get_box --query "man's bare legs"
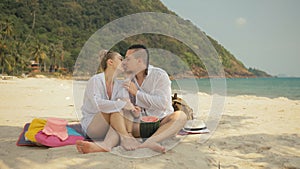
[133,111,187,152]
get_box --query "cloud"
[235,17,247,26]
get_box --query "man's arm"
[136,72,172,111]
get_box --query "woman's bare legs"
[76,111,141,153]
[76,126,119,153]
[110,112,141,151]
[123,110,134,134]
[76,113,120,153]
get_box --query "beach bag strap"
[172,93,194,120]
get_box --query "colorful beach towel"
[35,128,84,147]
[25,118,47,143]
[17,122,85,147]
[17,121,208,146]
[16,123,38,146]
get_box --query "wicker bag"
[172,93,194,120]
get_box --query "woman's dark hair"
[127,44,149,75]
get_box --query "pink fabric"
[35,131,84,147]
[42,118,68,141]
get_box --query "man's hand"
[123,81,138,96]
[119,98,135,110]
[131,106,141,118]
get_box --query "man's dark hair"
[127,44,149,76]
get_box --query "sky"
[161,0,300,77]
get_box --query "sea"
[72,77,299,119]
[171,77,300,100]
[73,77,300,103]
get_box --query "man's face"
[123,49,139,73]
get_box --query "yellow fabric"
[25,118,47,142]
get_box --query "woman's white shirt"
[80,73,127,133]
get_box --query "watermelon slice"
[141,116,159,123]
[140,116,160,140]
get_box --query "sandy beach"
[0,77,299,169]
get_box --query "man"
[123,44,187,153]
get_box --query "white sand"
[0,77,299,169]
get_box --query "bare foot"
[138,141,166,153]
[76,140,110,154]
[120,135,141,151]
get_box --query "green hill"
[0,0,270,78]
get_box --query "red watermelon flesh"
[141,116,159,123]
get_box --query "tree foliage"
[0,0,269,77]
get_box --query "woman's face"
[111,54,123,70]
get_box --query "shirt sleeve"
[135,72,171,112]
[93,97,126,113]
[87,76,127,114]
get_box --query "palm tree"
[0,46,11,75]
[0,41,14,75]
[48,42,65,72]
[49,43,58,72]
[0,20,13,75]
[31,42,48,72]
[2,20,13,40]
[40,49,48,72]
[0,42,5,75]
[13,42,29,75]
[57,42,64,69]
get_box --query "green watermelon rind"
[140,116,160,139]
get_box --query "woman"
[76,50,140,154]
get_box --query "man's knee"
[175,110,187,123]
[168,110,187,124]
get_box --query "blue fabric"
[67,127,82,136]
